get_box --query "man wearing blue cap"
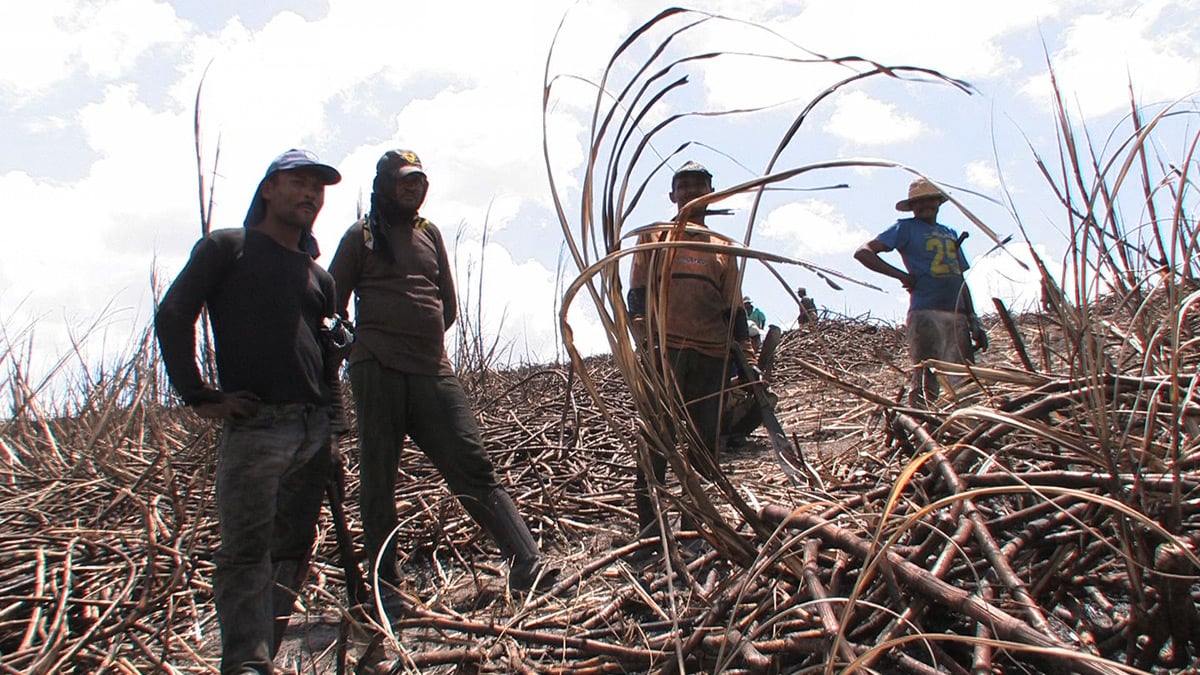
[156,149,344,674]
[329,149,553,594]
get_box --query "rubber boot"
[463,489,556,592]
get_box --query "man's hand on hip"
[193,391,261,421]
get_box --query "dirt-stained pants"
[634,347,726,534]
[214,403,331,675]
[906,309,974,406]
[349,360,501,585]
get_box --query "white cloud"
[449,239,606,365]
[965,160,1001,191]
[0,1,77,98]
[758,199,871,258]
[969,241,1051,313]
[74,0,189,80]
[179,13,351,168]
[823,91,925,145]
[169,0,633,240]
[0,0,188,100]
[0,81,201,380]
[1021,0,1200,116]
[651,1,1052,113]
[770,1,1054,79]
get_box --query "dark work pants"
[348,360,501,583]
[213,403,330,675]
[634,347,726,533]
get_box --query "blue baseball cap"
[243,149,341,226]
[243,149,341,257]
[267,148,341,184]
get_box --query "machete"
[326,451,369,608]
[730,343,825,490]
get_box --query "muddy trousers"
[349,360,508,584]
[213,404,331,675]
[634,348,725,535]
[906,309,975,406]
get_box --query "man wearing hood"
[328,149,551,594]
[156,149,343,674]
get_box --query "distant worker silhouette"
[796,287,818,324]
[743,296,766,350]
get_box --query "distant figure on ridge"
[743,296,766,350]
[796,287,819,324]
[853,178,988,405]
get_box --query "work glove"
[738,340,762,379]
[740,339,758,364]
[970,319,989,353]
[630,316,649,349]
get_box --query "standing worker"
[328,149,552,594]
[796,287,819,324]
[627,160,756,539]
[742,296,766,350]
[854,178,988,405]
[156,149,345,674]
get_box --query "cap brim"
[394,166,426,178]
[308,164,342,185]
[273,163,342,185]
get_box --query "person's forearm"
[958,284,978,317]
[855,249,907,282]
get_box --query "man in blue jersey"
[854,178,988,405]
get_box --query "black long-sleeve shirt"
[155,228,336,406]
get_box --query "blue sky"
[1,0,1197,386]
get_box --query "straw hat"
[895,178,948,211]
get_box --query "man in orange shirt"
[627,161,755,539]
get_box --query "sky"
[1,0,1197,396]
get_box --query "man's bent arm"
[854,239,913,289]
[155,238,225,405]
[327,224,362,321]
